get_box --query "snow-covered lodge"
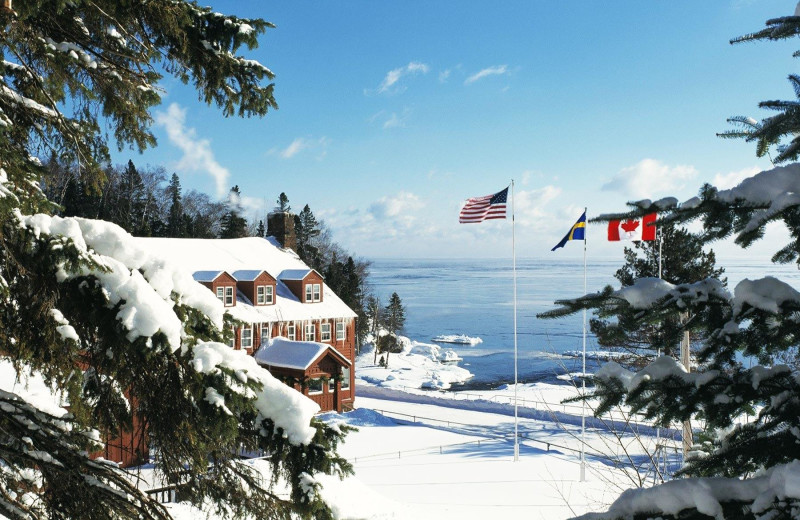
[135,217,358,413]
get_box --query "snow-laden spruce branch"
[590,163,800,264]
[14,210,327,443]
[2,209,352,519]
[541,159,800,519]
[0,2,354,519]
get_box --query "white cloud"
[155,103,230,197]
[281,138,308,159]
[277,136,329,160]
[465,65,509,85]
[383,113,403,129]
[319,192,435,255]
[514,185,562,226]
[370,109,410,129]
[712,166,760,190]
[601,158,698,199]
[368,191,424,219]
[377,62,430,93]
[439,69,452,83]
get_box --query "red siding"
[91,402,148,468]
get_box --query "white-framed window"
[256,285,273,305]
[305,323,315,342]
[223,286,234,307]
[307,378,323,395]
[288,323,295,341]
[304,283,321,303]
[216,287,224,303]
[320,323,331,342]
[226,328,235,349]
[261,323,271,343]
[241,325,252,349]
[341,367,350,390]
[336,321,346,341]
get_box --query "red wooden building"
[138,233,359,412]
[255,338,352,412]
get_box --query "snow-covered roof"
[133,237,357,323]
[279,269,314,281]
[254,337,351,370]
[192,270,227,283]
[232,269,268,282]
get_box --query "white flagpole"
[581,207,587,481]
[512,180,519,462]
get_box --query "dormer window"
[256,285,273,305]
[305,283,321,303]
[194,271,237,308]
[215,286,234,306]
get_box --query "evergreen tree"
[540,10,800,517]
[718,11,800,163]
[165,173,187,238]
[220,185,248,239]
[256,219,266,238]
[277,192,291,212]
[115,160,146,234]
[381,293,406,368]
[0,3,349,520]
[295,204,321,267]
[590,224,726,367]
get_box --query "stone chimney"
[267,211,297,251]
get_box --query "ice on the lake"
[562,350,630,361]
[431,334,483,345]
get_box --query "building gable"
[233,270,277,306]
[194,270,237,307]
[279,269,324,303]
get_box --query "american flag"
[459,187,508,223]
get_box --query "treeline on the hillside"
[41,157,371,349]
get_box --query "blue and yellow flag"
[551,211,586,251]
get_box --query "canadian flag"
[608,213,657,241]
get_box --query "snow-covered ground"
[1,336,678,520]
[306,336,681,519]
[312,391,675,519]
[356,334,473,390]
[163,334,677,519]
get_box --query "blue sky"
[124,0,797,260]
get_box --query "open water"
[367,257,800,388]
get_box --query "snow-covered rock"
[356,334,472,390]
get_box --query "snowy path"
[356,384,682,440]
